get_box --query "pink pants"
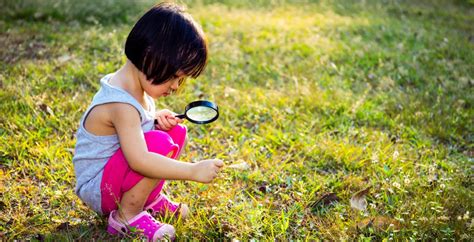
[100,125,187,215]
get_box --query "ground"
[0,0,473,240]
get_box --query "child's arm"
[110,103,223,183]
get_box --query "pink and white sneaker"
[145,194,189,219]
[107,210,175,241]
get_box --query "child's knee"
[143,130,179,157]
[169,124,187,138]
[144,130,173,145]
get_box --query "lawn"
[0,0,473,240]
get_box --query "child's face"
[140,71,186,99]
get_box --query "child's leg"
[166,124,187,158]
[118,177,160,221]
[101,126,187,216]
[144,124,187,206]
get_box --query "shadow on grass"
[0,0,153,25]
[34,222,110,241]
[0,33,52,65]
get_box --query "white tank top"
[72,73,155,214]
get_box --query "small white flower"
[371,153,379,163]
[440,184,446,189]
[393,182,401,189]
[393,150,399,160]
[464,211,470,220]
[404,178,411,185]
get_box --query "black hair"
[125,2,208,85]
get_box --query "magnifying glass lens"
[186,106,218,122]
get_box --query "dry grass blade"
[309,192,340,208]
[350,187,371,211]
[228,161,251,170]
[357,216,401,231]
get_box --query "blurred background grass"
[0,0,473,240]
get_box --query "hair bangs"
[179,41,208,79]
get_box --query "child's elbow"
[126,153,148,172]
[127,160,142,172]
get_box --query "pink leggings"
[100,125,187,215]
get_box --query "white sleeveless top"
[72,73,155,214]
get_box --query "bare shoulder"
[110,102,150,159]
[84,102,140,136]
[108,102,142,127]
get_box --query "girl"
[72,2,223,240]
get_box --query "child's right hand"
[191,159,224,183]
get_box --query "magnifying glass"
[155,100,219,125]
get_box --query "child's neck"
[110,60,149,110]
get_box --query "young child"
[72,2,223,240]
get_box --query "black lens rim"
[184,100,219,124]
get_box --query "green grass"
[1,0,473,240]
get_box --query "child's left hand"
[155,109,183,131]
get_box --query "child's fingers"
[157,115,171,130]
[166,115,179,125]
[163,115,181,129]
[175,117,184,123]
[156,115,182,131]
[214,159,224,168]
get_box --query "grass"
[1,0,473,240]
